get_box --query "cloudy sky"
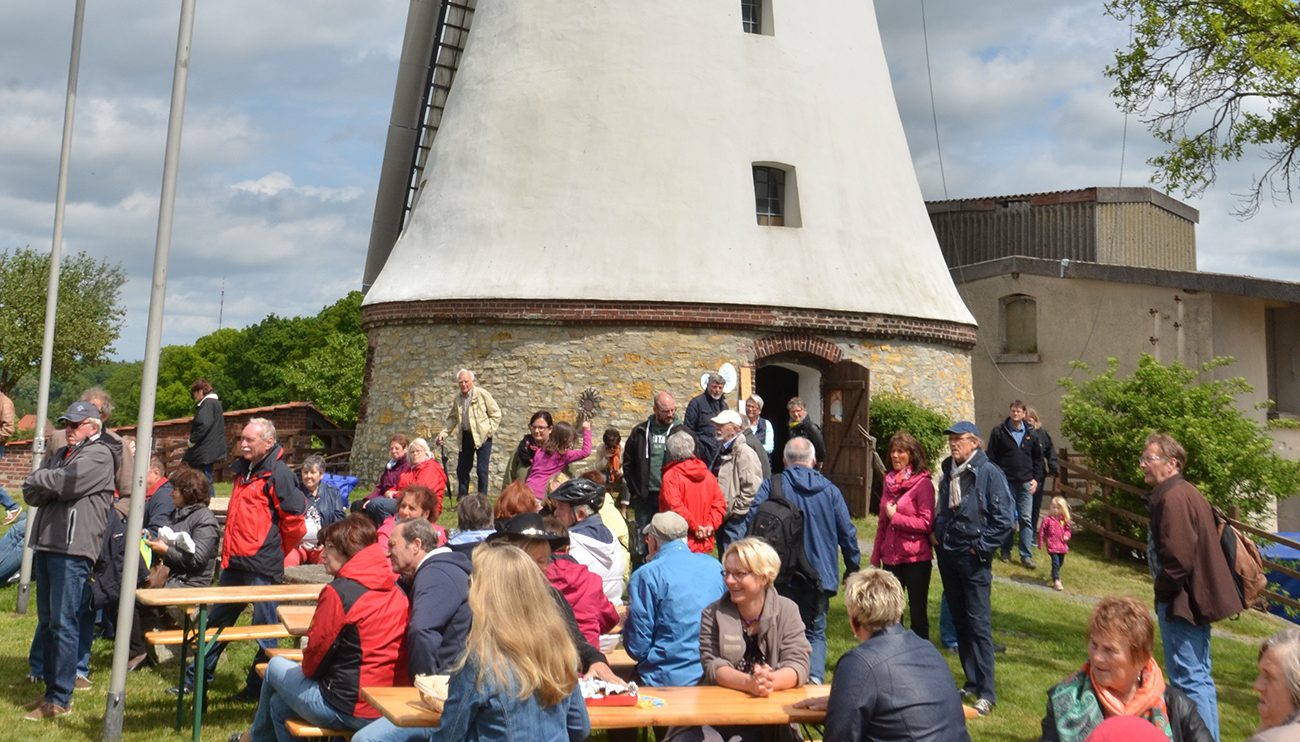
[3,1,1297,361]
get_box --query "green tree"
[1105,0,1300,215]
[284,331,366,426]
[868,393,950,471]
[0,247,126,393]
[1059,354,1300,518]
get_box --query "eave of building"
[951,256,1300,305]
[926,186,1200,224]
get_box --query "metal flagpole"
[103,0,197,737]
[17,0,88,617]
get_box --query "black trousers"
[884,560,932,641]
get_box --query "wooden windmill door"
[821,361,871,517]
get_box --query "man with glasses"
[623,391,680,568]
[21,401,121,721]
[1141,432,1241,742]
[933,421,1013,717]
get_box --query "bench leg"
[174,610,190,732]
[191,605,208,742]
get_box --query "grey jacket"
[700,586,810,686]
[25,433,122,561]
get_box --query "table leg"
[174,610,190,732]
[191,605,208,742]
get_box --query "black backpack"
[746,477,821,592]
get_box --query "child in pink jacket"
[526,421,592,499]
[1037,495,1072,591]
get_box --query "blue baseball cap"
[944,420,980,437]
[58,400,102,424]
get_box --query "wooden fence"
[1056,451,1300,616]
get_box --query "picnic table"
[137,583,328,742]
[361,684,827,730]
[278,604,315,636]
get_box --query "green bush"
[868,393,950,472]
[1059,354,1300,520]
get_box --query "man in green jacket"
[436,369,502,498]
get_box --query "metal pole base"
[15,581,30,615]
[103,690,125,741]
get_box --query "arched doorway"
[755,361,823,473]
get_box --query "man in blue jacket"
[933,420,1013,717]
[625,511,725,686]
[747,437,860,683]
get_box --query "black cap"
[486,512,569,550]
[547,478,605,509]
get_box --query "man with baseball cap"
[708,411,762,556]
[933,420,1013,717]
[22,401,121,720]
[625,511,725,687]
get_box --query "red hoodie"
[546,555,619,645]
[659,458,727,553]
[302,542,409,718]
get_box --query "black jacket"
[986,417,1043,485]
[158,502,220,588]
[184,394,227,467]
[405,549,473,679]
[1029,427,1058,483]
[623,415,680,506]
[684,392,727,463]
[789,418,827,466]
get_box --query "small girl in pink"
[1037,495,1073,591]
[525,420,592,499]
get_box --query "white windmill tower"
[357,0,976,511]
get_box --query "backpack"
[746,476,821,593]
[1211,506,1268,612]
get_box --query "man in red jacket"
[659,431,727,554]
[181,417,306,701]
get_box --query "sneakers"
[997,553,1011,563]
[127,654,149,672]
[1021,557,1037,570]
[1053,579,1064,591]
[972,698,995,716]
[24,702,71,721]
[74,675,92,691]
[4,508,20,526]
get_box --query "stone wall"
[353,323,973,491]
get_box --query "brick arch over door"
[752,333,843,367]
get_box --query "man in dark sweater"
[683,373,727,463]
[985,400,1043,569]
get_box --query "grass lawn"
[0,500,1282,740]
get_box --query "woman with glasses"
[666,537,810,742]
[504,411,555,487]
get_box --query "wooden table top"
[136,583,327,607]
[278,605,314,636]
[362,684,826,729]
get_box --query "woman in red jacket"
[869,431,935,641]
[395,438,448,519]
[232,514,409,742]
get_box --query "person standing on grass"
[870,431,935,640]
[1141,432,1243,742]
[435,369,502,498]
[1037,495,1072,592]
[986,400,1044,569]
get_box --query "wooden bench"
[265,647,304,661]
[286,718,353,739]
[145,624,291,646]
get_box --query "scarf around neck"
[1088,656,1172,738]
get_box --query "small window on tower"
[742,0,762,34]
[753,163,800,228]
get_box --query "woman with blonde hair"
[431,543,590,741]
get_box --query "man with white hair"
[684,372,728,463]
[659,430,727,555]
[435,368,502,498]
[22,401,121,721]
[710,410,763,556]
[625,511,725,687]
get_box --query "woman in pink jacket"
[869,431,935,640]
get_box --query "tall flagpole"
[103,0,197,738]
[17,0,88,616]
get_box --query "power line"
[920,0,949,198]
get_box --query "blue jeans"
[1050,553,1065,582]
[184,568,280,692]
[352,716,429,742]
[777,582,830,683]
[939,594,957,648]
[937,548,996,702]
[456,432,492,496]
[0,485,17,512]
[33,552,93,707]
[1001,481,1034,561]
[0,511,27,582]
[251,657,369,742]
[1157,603,1219,742]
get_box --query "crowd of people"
[1,374,1295,741]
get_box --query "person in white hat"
[709,410,763,557]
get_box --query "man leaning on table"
[181,417,306,701]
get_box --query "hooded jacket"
[567,513,627,603]
[406,547,473,678]
[623,415,680,505]
[303,542,410,719]
[546,554,619,646]
[221,443,306,579]
[986,416,1043,485]
[659,457,727,554]
[748,465,861,593]
[397,457,448,517]
[625,539,725,686]
[25,433,122,561]
[183,393,227,467]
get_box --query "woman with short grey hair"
[1250,627,1300,741]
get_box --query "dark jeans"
[776,581,831,683]
[1050,552,1065,582]
[937,548,996,703]
[184,568,279,693]
[714,514,748,559]
[456,431,492,496]
[33,552,93,707]
[630,496,659,569]
[1030,479,1045,535]
[884,560,932,641]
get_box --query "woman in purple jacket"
[869,431,935,640]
